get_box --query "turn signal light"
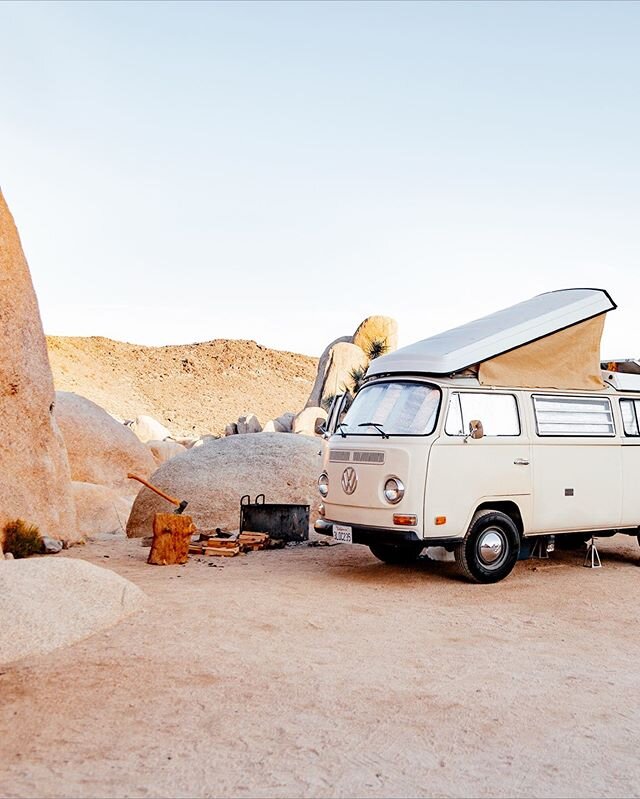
[393,514,417,526]
[435,516,447,526]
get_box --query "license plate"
[333,524,353,543]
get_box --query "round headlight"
[318,472,329,497]
[384,477,405,504]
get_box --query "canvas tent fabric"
[367,288,615,378]
[478,314,606,390]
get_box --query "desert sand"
[47,336,318,438]
[1,534,639,798]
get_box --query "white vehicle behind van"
[315,288,640,583]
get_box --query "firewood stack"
[189,531,271,558]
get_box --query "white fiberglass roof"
[367,288,616,377]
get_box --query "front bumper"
[314,518,458,547]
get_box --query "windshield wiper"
[357,422,389,439]
[337,422,349,438]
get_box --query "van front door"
[424,391,531,539]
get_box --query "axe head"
[174,500,189,515]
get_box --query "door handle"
[513,458,529,466]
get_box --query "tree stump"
[147,512,196,565]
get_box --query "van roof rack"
[602,360,640,391]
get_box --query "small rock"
[41,537,63,554]
[3,552,14,561]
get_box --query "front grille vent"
[329,450,351,462]
[353,451,385,464]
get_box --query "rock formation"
[129,414,171,443]
[305,335,353,408]
[305,317,399,410]
[352,315,398,357]
[55,391,156,497]
[0,558,145,665]
[72,482,132,537]
[126,432,324,536]
[0,190,79,542]
[293,406,327,437]
[147,439,187,466]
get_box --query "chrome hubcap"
[477,529,505,567]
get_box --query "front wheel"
[369,541,424,565]
[455,510,520,584]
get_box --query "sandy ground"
[1,534,640,799]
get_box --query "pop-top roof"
[367,288,616,377]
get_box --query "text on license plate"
[333,524,353,543]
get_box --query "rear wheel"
[369,541,424,565]
[455,510,520,584]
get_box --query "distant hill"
[47,336,318,438]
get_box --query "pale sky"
[1,0,639,357]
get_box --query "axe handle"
[127,473,183,507]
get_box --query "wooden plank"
[204,546,240,557]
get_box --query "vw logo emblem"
[341,467,358,495]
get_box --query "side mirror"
[465,419,484,442]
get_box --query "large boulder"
[352,315,398,357]
[0,558,145,665]
[0,191,78,543]
[305,335,353,408]
[126,432,324,536]
[54,391,156,497]
[311,342,369,409]
[129,415,171,443]
[236,414,262,434]
[72,482,132,538]
[147,439,187,466]
[293,406,327,437]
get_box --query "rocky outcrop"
[0,558,145,665]
[293,407,327,437]
[0,191,78,543]
[147,439,187,466]
[129,415,171,443]
[315,342,369,407]
[352,316,398,357]
[263,412,295,433]
[126,432,323,536]
[305,336,353,408]
[55,391,156,497]
[72,482,132,538]
[237,414,262,434]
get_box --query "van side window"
[533,396,615,436]
[620,399,640,436]
[445,393,520,436]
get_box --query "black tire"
[369,541,424,565]
[455,510,520,584]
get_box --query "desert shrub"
[348,365,367,394]
[3,519,42,559]
[321,392,336,412]
[367,337,389,360]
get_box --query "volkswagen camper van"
[314,289,640,583]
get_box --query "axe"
[127,473,189,514]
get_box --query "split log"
[148,512,196,565]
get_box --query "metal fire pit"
[239,494,310,543]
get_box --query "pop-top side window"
[533,396,615,437]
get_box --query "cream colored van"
[314,289,640,583]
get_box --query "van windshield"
[339,381,440,436]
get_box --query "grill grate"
[353,450,385,464]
